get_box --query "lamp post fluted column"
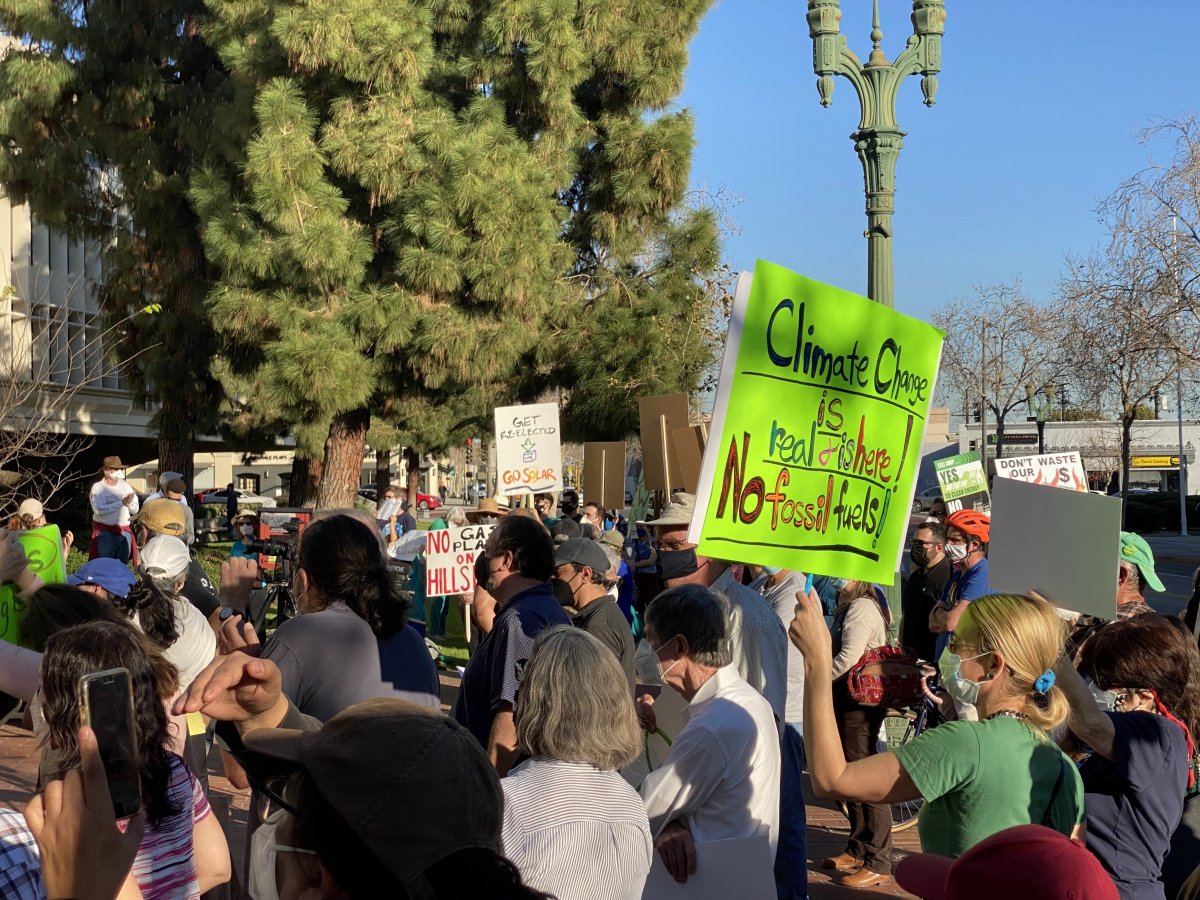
[806,0,946,307]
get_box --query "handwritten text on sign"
[690,261,944,583]
[494,402,563,495]
[425,525,495,597]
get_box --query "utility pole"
[1174,215,1188,535]
[979,318,988,476]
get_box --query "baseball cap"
[243,698,502,888]
[554,537,610,575]
[139,535,191,579]
[551,518,582,545]
[641,492,696,527]
[1119,531,1165,592]
[163,477,187,495]
[896,825,1118,900]
[139,498,187,537]
[68,558,137,599]
[16,499,43,519]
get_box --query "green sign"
[690,260,944,582]
[0,525,68,645]
[934,452,989,505]
[629,469,652,526]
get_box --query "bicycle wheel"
[881,708,925,832]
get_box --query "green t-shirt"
[893,715,1084,859]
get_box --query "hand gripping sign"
[689,260,944,583]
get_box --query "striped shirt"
[0,753,210,900]
[502,757,653,900]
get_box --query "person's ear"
[985,648,1006,681]
[673,635,691,660]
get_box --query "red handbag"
[846,644,925,708]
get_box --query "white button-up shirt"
[640,665,781,855]
[713,567,788,723]
[89,479,138,526]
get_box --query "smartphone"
[78,667,142,819]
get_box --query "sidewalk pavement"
[0,675,920,898]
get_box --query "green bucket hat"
[1119,531,1166,593]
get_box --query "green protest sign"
[689,260,944,582]
[933,452,991,513]
[0,525,68,646]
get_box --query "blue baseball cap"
[68,558,137,599]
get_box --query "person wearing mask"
[553,538,636,689]
[503,627,651,900]
[927,497,947,523]
[641,492,788,724]
[582,502,608,534]
[8,620,231,898]
[929,509,991,663]
[534,493,558,529]
[639,584,781,885]
[453,514,571,774]
[821,579,894,887]
[630,525,659,612]
[790,590,1084,862]
[559,489,583,524]
[376,485,403,538]
[1054,614,1200,899]
[172,659,553,900]
[395,488,418,536]
[229,508,261,560]
[138,498,220,618]
[903,521,952,664]
[599,527,636,624]
[220,514,399,722]
[748,567,810,900]
[89,455,139,562]
[127,535,219,692]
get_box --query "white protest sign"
[425,525,495,597]
[993,451,1088,492]
[988,477,1121,620]
[494,402,563,496]
[643,835,775,900]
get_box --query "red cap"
[895,825,1117,900]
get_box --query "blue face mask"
[1085,678,1119,712]
[762,566,783,576]
[938,649,989,706]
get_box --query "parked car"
[199,488,277,509]
[414,492,441,510]
[910,484,943,514]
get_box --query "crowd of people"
[0,465,1197,900]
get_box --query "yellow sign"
[1131,456,1180,468]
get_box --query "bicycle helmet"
[945,509,990,544]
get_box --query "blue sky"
[679,1,1200,320]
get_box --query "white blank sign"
[989,477,1122,620]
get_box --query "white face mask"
[249,809,317,900]
[944,542,968,563]
[240,524,255,537]
[652,636,684,684]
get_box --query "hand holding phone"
[24,725,145,900]
[78,668,142,819]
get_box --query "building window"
[237,474,260,494]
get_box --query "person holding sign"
[642,493,788,723]
[790,590,1085,863]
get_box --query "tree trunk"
[157,397,197,494]
[375,448,392,495]
[288,455,322,508]
[992,409,1006,461]
[316,407,371,510]
[404,446,421,509]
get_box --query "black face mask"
[659,548,700,582]
[474,553,490,589]
[550,577,576,607]
[910,545,929,568]
[561,501,579,515]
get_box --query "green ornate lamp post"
[1025,382,1054,455]
[806,0,946,307]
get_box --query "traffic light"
[466,438,474,465]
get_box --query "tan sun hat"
[640,492,696,528]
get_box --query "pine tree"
[0,0,229,488]
[190,0,722,505]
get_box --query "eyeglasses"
[947,639,986,656]
[911,539,939,548]
[260,774,303,818]
[652,539,690,552]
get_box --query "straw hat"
[466,496,510,523]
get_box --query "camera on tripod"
[242,510,312,637]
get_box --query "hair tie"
[1033,668,1056,696]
